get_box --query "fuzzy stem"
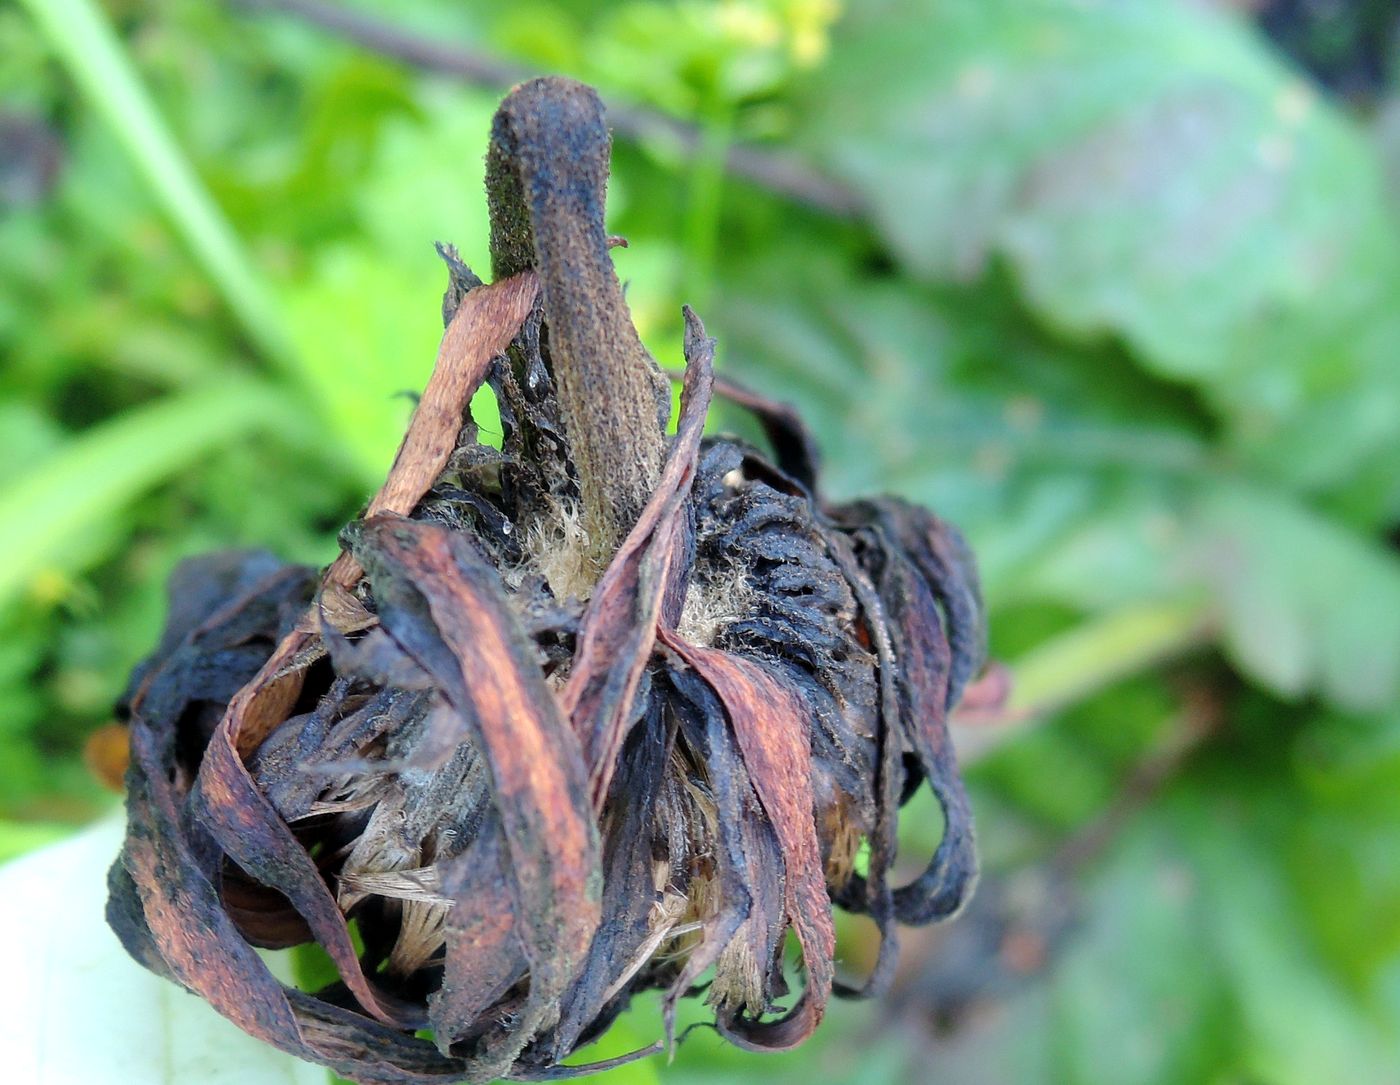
[485,77,671,564]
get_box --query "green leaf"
[806,0,1393,365]
[0,820,74,864]
[0,377,304,613]
[283,247,448,485]
[1006,597,1211,720]
[279,93,502,483]
[716,248,1208,533]
[0,402,62,486]
[1186,799,1400,1084]
[350,93,496,272]
[1193,484,1400,711]
[0,817,325,1084]
[1016,787,1400,1084]
[942,762,1400,1084]
[802,0,1400,490]
[1289,709,1400,984]
[1047,817,1231,1084]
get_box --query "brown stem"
[486,77,671,563]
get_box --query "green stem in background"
[19,0,295,369]
[0,378,305,614]
[960,595,1217,761]
[1011,595,1215,713]
[679,103,735,316]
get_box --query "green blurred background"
[4,0,1400,1081]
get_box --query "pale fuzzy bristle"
[665,744,772,1017]
[709,932,766,1016]
[390,899,452,976]
[673,748,722,939]
[821,794,865,891]
[598,890,691,1005]
[339,867,453,907]
[676,561,755,647]
[306,770,393,818]
[501,495,599,603]
[336,796,422,912]
[338,858,456,977]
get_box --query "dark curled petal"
[196,266,538,770]
[283,991,469,1084]
[219,865,312,950]
[430,833,525,1048]
[193,713,412,1027]
[662,633,836,1051]
[120,721,312,1051]
[362,270,541,528]
[535,695,670,1058]
[691,443,879,810]
[841,511,979,924]
[118,550,289,701]
[105,861,168,980]
[816,529,902,994]
[135,788,463,1084]
[884,552,977,923]
[561,309,714,806]
[504,1049,666,1082]
[112,565,449,1082]
[839,497,987,709]
[122,559,318,749]
[660,665,767,1042]
[348,516,601,1074]
[709,372,823,494]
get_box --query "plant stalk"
[485,77,671,565]
[957,595,1217,762]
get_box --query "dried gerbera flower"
[106,78,987,1084]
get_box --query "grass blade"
[0,378,303,612]
[19,0,294,367]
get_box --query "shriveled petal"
[350,515,601,1073]
[662,634,836,1051]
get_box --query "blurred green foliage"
[3,0,1399,1081]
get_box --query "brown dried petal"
[348,515,601,1069]
[561,308,714,807]
[662,636,837,1050]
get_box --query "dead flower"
[106,77,988,1084]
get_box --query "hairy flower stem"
[486,77,671,570]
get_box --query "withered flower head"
[107,78,987,1084]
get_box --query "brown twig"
[227,0,864,216]
[881,679,1223,1045]
[1051,679,1224,875]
